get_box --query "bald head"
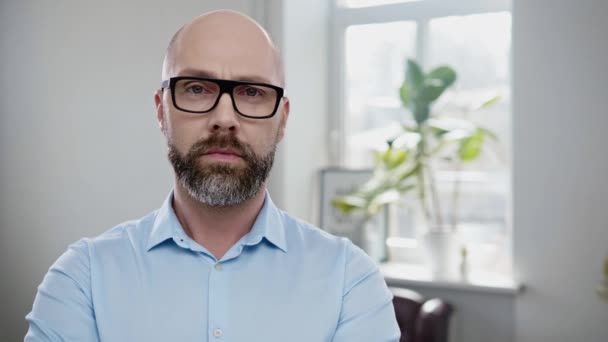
[162,10,284,86]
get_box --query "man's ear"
[154,89,168,137]
[276,97,290,143]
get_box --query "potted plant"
[332,59,501,277]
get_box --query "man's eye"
[243,87,262,97]
[187,85,204,94]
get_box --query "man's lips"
[201,148,244,161]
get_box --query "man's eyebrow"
[175,69,275,85]
[176,69,217,79]
[234,75,274,84]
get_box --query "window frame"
[328,0,511,165]
[328,0,513,272]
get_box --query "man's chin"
[195,162,248,178]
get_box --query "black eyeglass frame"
[161,76,285,119]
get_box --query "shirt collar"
[146,190,287,253]
[239,191,287,252]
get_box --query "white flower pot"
[421,230,462,280]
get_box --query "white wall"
[0,1,262,340]
[278,0,330,222]
[512,0,608,341]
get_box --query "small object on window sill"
[459,245,469,282]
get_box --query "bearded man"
[25,10,400,342]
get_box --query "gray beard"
[168,135,276,207]
[177,163,268,207]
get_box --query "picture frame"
[319,168,372,231]
[318,168,388,262]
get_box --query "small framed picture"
[319,168,372,231]
[318,168,388,262]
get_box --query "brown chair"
[390,287,454,342]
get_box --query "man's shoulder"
[82,210,159,253]
[280,211,346,246]
[278,211,384,291]
[278,210,371,263]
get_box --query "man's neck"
[171,183,267,260]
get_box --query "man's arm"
[332,240,400,342]
[25,239,100,341]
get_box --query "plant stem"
[416,134,433,226]
[451,162,462,232]
[417,166,433,226]
[426,159,444,230]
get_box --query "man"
[25,10,400,341]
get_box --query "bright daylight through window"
[331,0,512,277]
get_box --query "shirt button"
[213,328,223,338]
[214,263,223,271]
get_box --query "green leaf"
[428,66,457,88]
[406,59,424,89]
[412,102,430,124]
[331,196,367,215]
[478,95,501,110]
[418,82,447,103]
[459,129,485,161]
[413,66,456,104]
[399,83,410,106]
[418,82,446,104]
[381,147,408,169]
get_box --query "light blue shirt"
[25,191,400,341]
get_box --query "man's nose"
[207,93,240,133]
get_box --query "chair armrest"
[415,298,453,342]
[390,287,424,342]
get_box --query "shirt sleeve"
[25,239,100,341]
[332,240,401,342]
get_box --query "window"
[330,0,512,274]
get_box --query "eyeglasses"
[161,77,284,119]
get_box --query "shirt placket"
[207,256,230,341]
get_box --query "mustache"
[187,135,253,160]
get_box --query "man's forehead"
[167,40,281,85]
[173,68,275,85]
[163,12,283,85]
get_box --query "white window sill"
[381,262,523,295]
